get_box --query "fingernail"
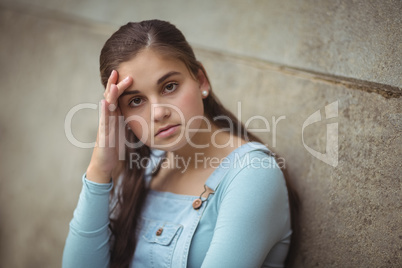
[124,76,130,82]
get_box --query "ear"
[196,66,210,94]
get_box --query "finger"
[115,75,133,97]
[98,99,108,148]
[116,106,122,117]
[108,108,117,148]
[107,84,119,110]
[104,70,118,100]
[108,76,133,105]
[106,70,118,94]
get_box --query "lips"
[155,124,181,137]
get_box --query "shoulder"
[217,143,287,199]
[224,142,283,178]
[231,148,280,170]
[210,144,291,235]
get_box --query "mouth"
[155,124,181,138]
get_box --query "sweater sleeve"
[62,174,113,268]
[201,154,290,268]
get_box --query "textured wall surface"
[3,0,401,89]
[0,0,400,267]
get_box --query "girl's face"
[117,49,209,151]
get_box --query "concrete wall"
[0,0,400,267]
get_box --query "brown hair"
[99,19,299,268]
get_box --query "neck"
[169,121,245,171]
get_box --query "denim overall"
[129,143,279,267]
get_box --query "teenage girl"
[63,20,296,268]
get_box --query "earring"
[202,90,209,97]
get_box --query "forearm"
[62,174,113,268]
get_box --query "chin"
[148,123,200,152]
[149,139,187,152]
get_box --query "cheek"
[178,90,204,133]
[178,89,204,118]
[123,111,151,143]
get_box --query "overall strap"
[205,142,270,191]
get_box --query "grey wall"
[0,0,400,267]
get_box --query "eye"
[163,82,178,94]
[129,97,144,108]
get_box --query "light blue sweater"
[63,142,291,267]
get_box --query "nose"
[152,104,171,122]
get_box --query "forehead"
[116,49,189,83]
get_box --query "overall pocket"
[135,218,183,268]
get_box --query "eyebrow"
[120,89,140,98]
[157,71,181,85]
[120,71,181,98]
